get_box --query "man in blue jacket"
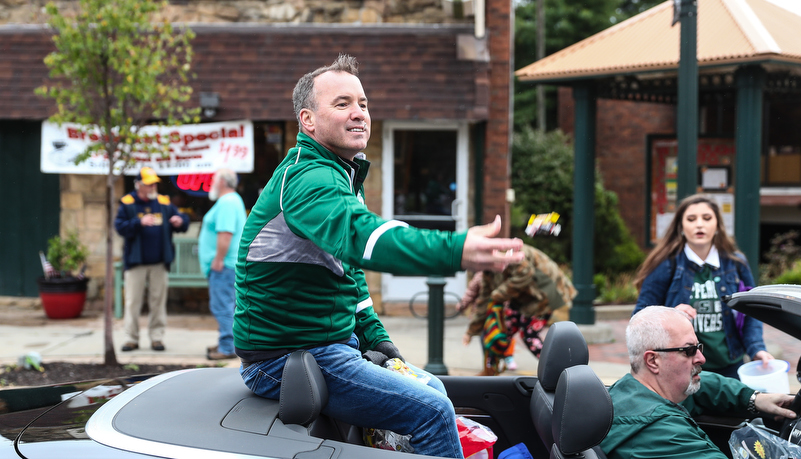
[115,167,189,352]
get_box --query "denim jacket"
[634,249,765,361]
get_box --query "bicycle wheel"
[408,291,464,319]
[408,291,429,319]
[444,292,463,319]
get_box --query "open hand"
[461,215,523,272]
[755,392,796,420]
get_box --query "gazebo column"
[677,0,699,200]
[735,65,766,276]
[571,83,597,325]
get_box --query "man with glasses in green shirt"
[601,306,795,459]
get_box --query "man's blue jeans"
[208,267,236,354]
[240,334,464,458]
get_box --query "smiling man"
[234,54,522,458]
[601,306,795,459]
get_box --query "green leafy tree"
[510,126,644,274]
[36,0,198,366]
[514,0,663,131]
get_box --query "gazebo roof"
[515,0,801,84]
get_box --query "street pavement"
[1,299,799,392]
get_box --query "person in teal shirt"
[600,306,795,459]
[199,168,247,360]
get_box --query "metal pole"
[677,0,698,200]
[536,0,545,131]
[424,276,448,375]
[570,83,597,325]
[735,66,765,276]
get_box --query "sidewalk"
[1,300,799,392]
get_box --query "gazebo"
[516,0,801,323]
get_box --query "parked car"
[3,284,801,459]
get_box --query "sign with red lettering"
[40,120,254,175]
[172,173,214,197]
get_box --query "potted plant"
[37,232,90,319]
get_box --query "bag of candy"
[525,212,561,237]
[457,416,498,459]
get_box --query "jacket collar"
[295,132,370,184]
[683,244,720,269]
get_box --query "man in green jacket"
[235,54,522,458]
[600,306,795,459]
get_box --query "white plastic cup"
[737,360,790,394]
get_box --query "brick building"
[0,0,514,311]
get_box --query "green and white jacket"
[234,133,467,358]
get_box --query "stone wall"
[61,174,125,310]
[0,0,470,25]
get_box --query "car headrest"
[537,321,589,391]
[279,350,329,427]
[551,365,613,455]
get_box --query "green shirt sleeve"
[682,372,753,417]
[282,165,465,276]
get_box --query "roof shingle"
[515,0,801,83]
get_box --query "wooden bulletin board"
[647,136,736,245]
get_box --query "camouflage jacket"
[464,244,577,337]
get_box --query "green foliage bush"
[510,126,645,276]
[759,230,801,285]
[773,261,801,285]
[593,272,639,304]
[46,232,88,277]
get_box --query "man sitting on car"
[601,306,796,459]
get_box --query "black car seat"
[278,350,363,444]
[550,365,613,459]
[530,321,589,452]
[279,350,328,427]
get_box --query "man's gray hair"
[215,168,238,189]
[292,54,360,126]
[627,306,690,373]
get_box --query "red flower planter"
[37,277,89,319]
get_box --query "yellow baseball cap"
[137,167,161,185]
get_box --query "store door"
[0,121,60,296]
[381,122,468,301]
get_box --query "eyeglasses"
[651,343,704,358]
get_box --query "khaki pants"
[123,264,168,344]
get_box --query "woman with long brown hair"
[633,194,772,379]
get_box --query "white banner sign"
[41,120,255,175]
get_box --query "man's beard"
[147,191,158,200]
[208,185,219,202]
[684,365,703,396]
